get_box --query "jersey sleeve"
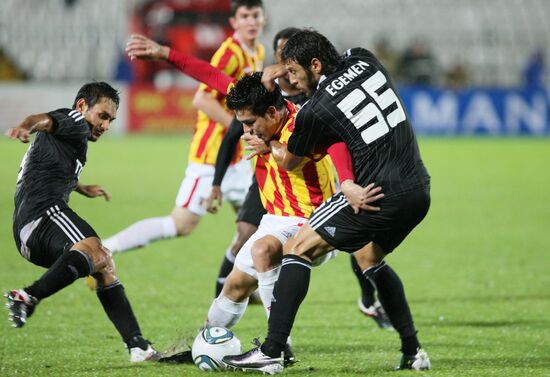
[47,108,90,140]
[326,142,355,184]
[287,104,328,157]
[167,49,235,95]
[213,116,244,186]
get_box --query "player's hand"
[242,133,270,160]
[204,185,223,214]
[261,64,288,91]
[126,34,170,61]
[76,184,111,201]
[341,180,384,214]
[5,127,31,143]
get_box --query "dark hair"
[230,0,263,17]
[272,27,300,52]
[226,72,284,116]
[72,81,120,109]
[281,29,342,75]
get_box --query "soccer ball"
[192,326,242,371]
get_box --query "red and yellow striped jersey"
[255,101,336,218]
[189,35,265,165]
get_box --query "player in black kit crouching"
[5,82,157,363]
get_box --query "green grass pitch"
[0,135,549,376]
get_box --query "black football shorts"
[18,205,98,268]
[309,185,430,254]
[236,177,266,227]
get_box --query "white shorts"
[175,159,252,216]
[235,214,338,279]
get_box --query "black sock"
[350,254,376,307]
[25,250,92,300]
[215,254,235,297]
[364,262,420,355]
[261,255,311,358]
[97,282,142,344]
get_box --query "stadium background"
[1,0,549,135]
[0,1,549,377]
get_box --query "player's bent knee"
[171,207,201,236]
[91,255,118,287]
[251,239,281,271]
[283,224,332,261]
[222,269,257,302]
[72,237,110,271]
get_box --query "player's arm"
[205,116,245,213]
[268,140,303,170]
[76,184,111,201]
[126,34,235,95]
[5,114,53,143]
[261,63,288,91]
[325,142,383,213]
[192,91,233,127]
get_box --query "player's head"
[229,0,265,44]
[281,29,341,97]
[73,81,119,142]
[226,72,286,143]
[273,27,300,64]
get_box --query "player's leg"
[354,243,429,369]
[251,235,283,314]
[215,220,257,296]
[214,161,259,296]
[350,252,393,329]
[207,267,257,328]
[7,208,98,328]
[261,223,332,357]
[223,222,332,373]
[72,237,156,362]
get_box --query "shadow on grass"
[433,319,549,328]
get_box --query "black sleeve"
[47,108,90,140]
[213,116,244,186]
[287,104,328,157]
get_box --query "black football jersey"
[288,48,430,196]
[13,108,91,232]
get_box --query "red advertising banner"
[128,85,197,132]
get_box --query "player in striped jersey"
[103,1,266,269]
[5,82,157,362]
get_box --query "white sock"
[104,216,177,253]
[206,294,248,328]
[257,266,281,316]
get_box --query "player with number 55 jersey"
[223,29,432,373]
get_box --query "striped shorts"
[17,205,98,268]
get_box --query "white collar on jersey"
[317,75,327,90]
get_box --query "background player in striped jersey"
[103,1,266,272]
[5,82,157,362]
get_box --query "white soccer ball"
[192,326,242,371]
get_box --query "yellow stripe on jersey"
[255,101,335,218]
[189,36,265,165]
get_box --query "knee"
[73,237,118,287]
[171,209,200,236]
[251,241,280,272]
[222,270,256,302]
[91,254,118,287]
